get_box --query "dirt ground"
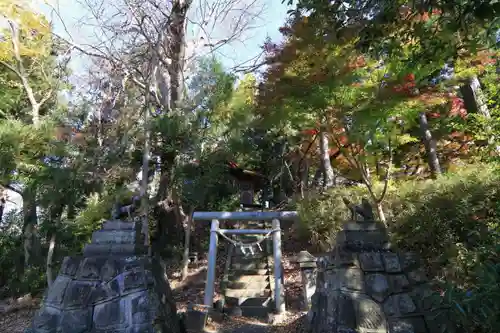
[0,307,38,333]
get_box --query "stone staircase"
[25,218,181,333]
[83,219,147,256]
[221,220,283,320]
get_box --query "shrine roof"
[227,161,267,187]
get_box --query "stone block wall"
[25,219,181,333]
[303,219,454,333]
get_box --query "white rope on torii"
[216,227,280,256]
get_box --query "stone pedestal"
[25,220,181,333]
[307,217,455,333]
[296,251,317,311]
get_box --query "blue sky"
[39,0,289,76]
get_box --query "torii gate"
[192,210,298,314]
[193,162,298,314]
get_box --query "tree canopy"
[0,1,498,331]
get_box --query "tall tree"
[0,2,69,267]
[47,0,265,250]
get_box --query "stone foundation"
[305,205,455,333]
[25,220,181,333]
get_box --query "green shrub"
[0,192,115,299]
[442,254,500,332]
[297,163,500,332]
[386,164,500,284]
[0,213,46,298]
[297,185,369,251]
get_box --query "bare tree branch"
[46,0,266,114]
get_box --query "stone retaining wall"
[25,219,181,333]
[302,211,454,333]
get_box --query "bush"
[0,213,46,298]
[296,185,370,251]
[0,192,115,299]
[387,164,500,332]
[297,163,500,332]
[386,164,500,281]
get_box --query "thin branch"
[376,138,392,203]
[7,20,40,125]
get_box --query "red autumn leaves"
[392,73,416,94]
[302,128,319,135]
[391,72,467,120]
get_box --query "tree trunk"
[312,166,322,188]
[153,152,179,255]
[181,207,195,281]
[299,160,309,198]
[46,232,57,287]
[141,104,151,255]
[46,205,64,287]
[0,192,5,224]
[460,76,490,117]
[375,202,386,225]
[168,0,190,110]
[364,162,371,182]
[22,189,38,267]
[319,129,335,188]
[460,76,499,152]
[418,112,441,178]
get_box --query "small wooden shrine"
[226,162,268,208]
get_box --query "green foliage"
[387,164,500,279]
[442,259,500,333]
[298,164,500,331]
[297,185,369,251]
[0,191,116,298]
[0,212,45,298]
[64,193,114,246]
[178,153,237,210]
[0,119,54,183]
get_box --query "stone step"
[83,243,140,257]
[227,275,270,283]
[235,235,267,241]
[231,262,270,270]
[233,246,271,256]
[336,229,389,251]
[225,296,271,307]
[239,305,271,319]
[226,279,270,290]
[231,252,270,260]
[232,255,269,264]
[225,288,271,299]
[102,220,137,231]
[228,269,270,276]
[91,230,136,245]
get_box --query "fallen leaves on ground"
[0,308,38,333]
[270,312,308,333]
[171,249,229,311]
